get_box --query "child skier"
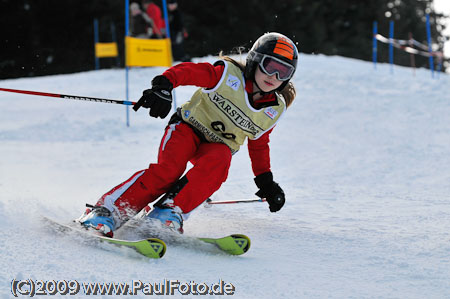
[78,32,299,236]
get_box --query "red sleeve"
[248,128,273,176]
[162,62,224,89]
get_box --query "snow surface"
[1,54,450,298]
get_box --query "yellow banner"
[95,42,118,58]
[126,37,172,67]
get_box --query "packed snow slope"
[1,54,450,298]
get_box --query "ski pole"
[204,198,267,208]
[0,87,136,106]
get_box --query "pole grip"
[132,98,143,111]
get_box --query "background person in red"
[77,32,298,237]
[142,0,166,38]
[130,2,163,38]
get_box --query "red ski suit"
[96,62,276,222]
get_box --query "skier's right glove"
[254,172,285,213]
[133,75,173,119]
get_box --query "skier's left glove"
[254,172,285,213]
[133,75,173,119]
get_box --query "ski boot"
[145,198,183,234]
[76,204,117,237]
[144,178,187,233]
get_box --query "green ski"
[94,235,166,259]
[42,217,166,259]
[119,220,251,256]
[198,234,251,256]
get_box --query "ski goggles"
[258,54,295,81]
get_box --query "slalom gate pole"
[161,0,177,112]
[426,14,435,79]
[389,20,394,74]
[372,21,377,69]
[204,198,267,207]
[0,87,136,106]
[125,0,130,126]
[94,18,100,70]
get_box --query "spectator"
[142,0,166,38]
[168,0,190,61]
[130,2,163,39]
[130,2,150,38]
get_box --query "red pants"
[96,122,232,220]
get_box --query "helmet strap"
[251,80,273,98]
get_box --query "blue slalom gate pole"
[162,0,170,39]
[125,0,130,127]
[372,21,377,70]
[389,20,394,74]
[161,0,176,110]
[426,14,435,78]
[94,19,100,70]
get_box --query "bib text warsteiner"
[209,93,262,136]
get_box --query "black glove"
[133,75,173,119]
[254,172,285,213]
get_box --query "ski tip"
[202,234,251,255]
[230,234,251,255]
[144,238,167,258]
